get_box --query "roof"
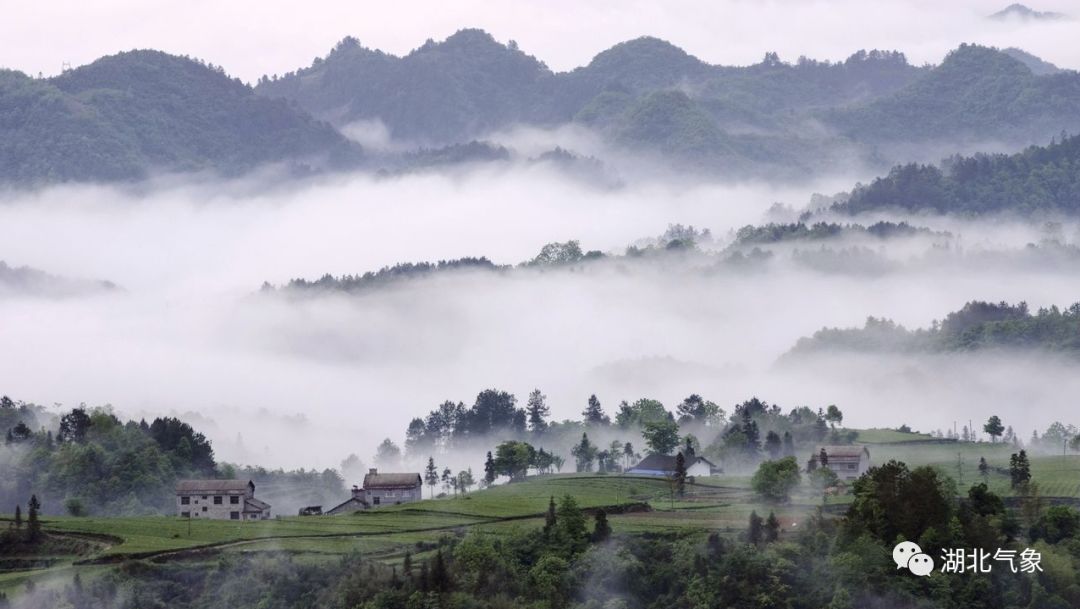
[176,479,253,493]
[628,453,715,473]
[244,497,271,512]
[815,446,870,460]
[363,472,422,489]
[327,496,368,514]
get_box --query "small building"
[811,445,871,481]
[175,479,271,521]
[327,469,422,515]
[626,453,718,477]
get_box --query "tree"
[675,394,723,426]
[764,511,780,542]
[622,442,636,469]
[592,508,612,542]
[571,433,597,472]
[494,440,534,482]
[554,495,588,554]
[13,505,21,529]
[984,416,1005,443]
[819,447,829,469]
[544,496,557,536]
[457,469,475,494]
[764,431,782,459]
[58,408,92,443]
[674,452,688,496]
[825,405,843,429]
[809,466,840,503]
[582,395,609,426]
[64,498,86,517]
[405,418,430,456]
[1010,450,1032,488]
[551,455,565,473]
[642,419,680,455]
[27,494,41,541]
[424,457,439,498]
[441,467,453,494]
[748,511,763,545]
[751,457,801,503]
[782,431,796,457]
[978,457,989,482]
[526,389,550,434]
[483,451,496,486]
[374,438,402,469]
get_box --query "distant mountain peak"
[989,3,1068,21]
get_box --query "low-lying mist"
[2,164,1078,473]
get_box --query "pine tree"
[544,495,557,536]
[592,508,611,542]
[526,389,550,434]
[13,505,22,529]
[582,395,609,426]
[484,451,496,486]
[748,511,763,545]
[430,548,451,592]
[819,447,829,468]
[674,452,687,497]
[764,511,780,542]
[978,457,989,482]
[424,457,439,499]
[782,431,795,457]
[27,494,41,541]
[403,551,413,577]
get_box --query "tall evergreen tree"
[13,505,22,529]
[592,508,612,542]
[582,395,610,426]
[674,452,688,497]
[782,431,796,457]
[764,511,780,542]
[526,389,550,434]
[748,510,763,545]
[483,451,496,486]
[27,494,41,541]
[544,495,557,536]
[424,457,439,498]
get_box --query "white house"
[327,469,422,515]
[175,479,271,521]
[626,453,717,477]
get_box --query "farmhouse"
[175,479,271,520]
[626,453,718,477]
[327,468,422,515]
[811,445,871,481]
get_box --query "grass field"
[5,432,1080,595]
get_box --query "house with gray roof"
[626,453,718,477]
[810,445,871,481]
[175,479,271,520]
[327,468,422,515]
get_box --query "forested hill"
[787,301,1080,357]
[834,133,1080,216]
[824,44,1080,145]
[0,50,362,184]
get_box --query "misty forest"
[5,2,1080,609]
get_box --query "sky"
[2,0,1079,83]
[3,0,1080,472]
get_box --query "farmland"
[3,431,1080,596]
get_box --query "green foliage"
[751,457,801,503]
[838,132,1080,216]
[845,460,955,546]
[641,419,680,455]
[279,258,503,293]
[792,300,1080,356]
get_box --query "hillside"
[0,50,361,184]
[787,300,1080,357]
[835,132,1080,216]
[826,44,1080,146]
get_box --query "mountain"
[826,44,1080,146]
[0,261,118,297]
[834,133,1080,216]
[1002,47,1064,75]
[0,50,361,184]
[989,3,1067,21]
[257,30,552,144]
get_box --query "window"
[202,496,208,500]
[230,496,239,505]
[214,496,222,505]
[373,496,381,505]
[230,512,240,520]
[181,496,190,505]
[181,511,190,518]
[848,464,857,470]
[202,506,207,512]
